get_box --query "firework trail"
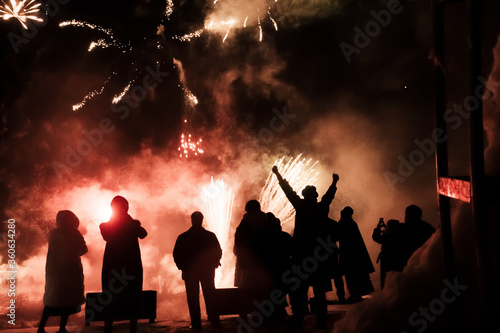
[112,80,133,104]
[59,20,131,53]
[72,75,113,111]
[0,0,42,29]
[59,16,169,112]
[173,58,204,157]
[260,155,319,227]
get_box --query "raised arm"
[272,166,301,208]
[320,173,339,205]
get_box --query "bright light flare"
[0,0,42,29]
[259,155,319,227]
[92,200,113,222]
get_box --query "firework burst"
[260,155,319,227]
[0,0,42,29]
[201,177,235,286]
[178,131,204,158]
[201,177,234,253]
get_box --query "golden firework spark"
[172,29,204,42]
[178,132,204,158]
[268,10,278,31]
[60,20,130,52]
[59,19,113,35]
[259,155,319,226]
[165,0,174,19]
[72,75,113,111]
[112,81,133,104]
[0,0,42,29]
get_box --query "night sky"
[1,0,500,331]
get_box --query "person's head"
[386,219,400,231]
[56,210,80,229]
[302,185,318,201]
[266,212,281,229]
[245,200,261,213]
[111,196,129,216]
[340,206,354,219]
[405,205,422,224]
[191,211,203,227]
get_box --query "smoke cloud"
[1,0,498,329]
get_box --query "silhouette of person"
[372,218,405,289]
[337,206,374,303]
[401,205,436,264]
[267,212,292,321]
[325,217,346,303]
[38,210,88,333]
[272,166,339,328]
[173,211,222,330]
[233,200,274,291]
[100,196,147,333]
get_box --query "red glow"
[438,177,471,202]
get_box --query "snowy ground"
[4,305,351,333]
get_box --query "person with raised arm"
[272,166,340,328]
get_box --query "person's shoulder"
[99,222,108,228]
[423,220,436,232]
[203,228,218,237]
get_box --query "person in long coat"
[100,196,147,333]
[173,211,222,329]
[233,200,274,291]
[267,212,293,321]
[337,206,375,302]
[38,210,88,333]
[272,166,339,328]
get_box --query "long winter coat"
[233,211,275,289]
[100,214,147,316]
[43,227,88,308]
[338,217,375,275]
